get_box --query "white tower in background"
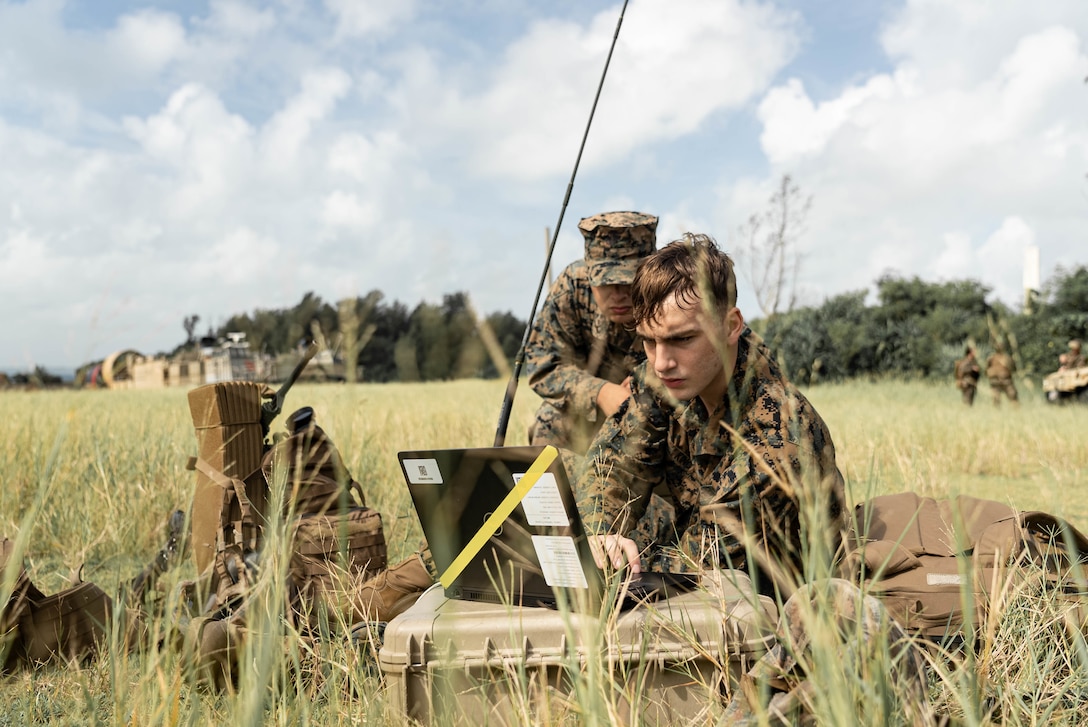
[1023,244,1040,313]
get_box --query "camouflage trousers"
[529,401,604,455]
[959,381,978,405]
[989,377,1018,405]
[723,578,934,726]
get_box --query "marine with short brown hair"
[577,233,846,593]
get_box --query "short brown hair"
[631,233,737,326]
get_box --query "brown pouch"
[1,539,44,670]
[19,580,113,665]
[182,612,246,691]
[291,507,387,623]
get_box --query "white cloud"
[260,68,351,174]
[324,0,416,40]
[124,83,256,216]
[205,227,282,285]
[0,228,51,292]
[203,0,277,37]
[931,231,974,279]
[722,4,1088,310]
[110,9,188,72]
[327,133,376,181]
[436,0,801,180]
[321,190,379,232]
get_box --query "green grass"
[1,377,1087,724]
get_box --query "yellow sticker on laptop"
[438,445,559,589]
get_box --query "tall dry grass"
[0,377,1085,724]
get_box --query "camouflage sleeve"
[525,264,608,419]
[694,386,845,572]
[576,365,668,535]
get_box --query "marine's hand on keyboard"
[588,534,642,574]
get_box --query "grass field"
[1,377,1086,724]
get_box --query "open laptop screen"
[398,445,607,609]
[397,445,696,611]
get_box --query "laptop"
[397,445,697,612]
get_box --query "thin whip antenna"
[493,0,630,447]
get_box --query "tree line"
[173,262,1086,389]
[184,290,527,383]
[754,265,1088,385]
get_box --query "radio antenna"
[493,0,630,446]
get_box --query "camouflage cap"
[579,211,658,287]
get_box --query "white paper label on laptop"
[512,472,570,527]
[531,535,589,589]
[403,458,443,485]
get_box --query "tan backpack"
[181,393,387,688]
[843,492,1088,639]
[1,539,112,670]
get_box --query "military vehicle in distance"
[1043,366,1088,403]
[79,333,270,390]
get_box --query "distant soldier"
[953,346,981,405]
[985,342,1018,406]
[1061,339,1086,370]
[525,211,658,454]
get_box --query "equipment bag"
[262,408,387,624]
[290,507,387,622]
[1,538,38,670]
[181,404,387,688]
[843,492,1088,639]
[1,539,112,669]
[19,579,113,666]
[187,381,273,574]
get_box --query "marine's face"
[591,284,634,324]
[637,292,744,408]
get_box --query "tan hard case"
[379,577,777,725]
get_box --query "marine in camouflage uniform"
[526,211,657,454]
[1062,339,1086,369]
[579,326,845,582]
[953,346,981,405]
[985,344,1018,406]
[577,234,846,592]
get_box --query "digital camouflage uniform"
[953,350,981,405]
[525,211,657,454]
[577,327,846,583]
[985,349,1018,405]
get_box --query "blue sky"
[2,0,1086,370]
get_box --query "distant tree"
[393,336,420,382]
[762,290,879,384]
[338,291,382,383]
[412,302,450,381]
[1047,265,1088,321]
[1013,264,1088,375]
[183,314,200,345]
[358,298,410,382]
[286,292,337,350]
[736,175,811,318]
